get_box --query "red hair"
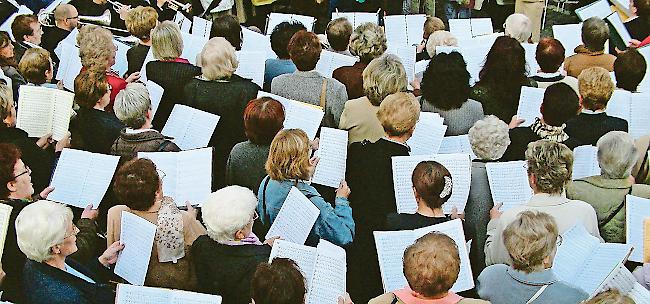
[244,97,285,145]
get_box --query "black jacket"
[13,42,30,64]
[70,108,125,154]
[501,126,583,161]
[41,27,71,65]
[146,60,201,129]
[125,44,150,76]
[565,112,628,146]
[0,127,55,193]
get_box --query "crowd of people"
[0,0,650,303]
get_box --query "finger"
[452,207,458,215]
[495,202,503,210]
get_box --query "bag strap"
[157,140,172,152]
[261,176,271,225]
[319,79,327,108]
[599,186,633,228]
[526,284,549,304]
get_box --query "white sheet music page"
[572,145,601,180]
[307,240,347,304]
[449,19,473,41]
[315,50,358,78]
[176,148,212,206]
[629,93,650,139]
[191,16,212,38]
[51,90,75,141]
[374,230,415,292]
[139,50,156,82]
[269,240,318,285]
[331,12,378,28]
[180,32,208,65]
[384,15,408,49]
[0,203,13,259]
[406,15,427,47]
[235,51,266,87]
[16,86,73,140]
[174,11,192,33]
[553,24,583,57]
[431,154,472,213]
[241,27,275,59]
[516,87,546,127]
[575,0,612,20]
[387,46,416,83]
[147,80,164,119]
[265,187,320,245]
[266,13,315,34]
[138,151,179,200]
[55,41,82,91]
[113,40,130,77]
[172,290,222,304]
[485,161,533,211]
[469,18,494,37]
[606,89,632,121]
[48,149,120,209]
[392,155,435,213]
[312,128,348,188]
[626,195,650,262]
[116,284,172,304]
[606,13,633,46]
[115,211,157,286]
[407,112,446,156]
[438,135,477,160]
[257,91,324,140]
[523,43,540,77]
[161,104,220,150]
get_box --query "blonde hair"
[377,92,420,137]
[504,13,533,43]
[403,232,460,297]
[363,54,408,106]
[469,115,511,160]
[425,31,458,58]
[18,48,52,84]
[78,25,114,70]
[114,82,151,129]
[0,83,13,122]
[198,37,238,80]
[151,21,183,61]
[585,289,634,304]
[126,6,158,41]
[15,200,73,262]
[503,211,558,273]
[266,129,311,181]
[201,186,258,243]
[578,67,615,110]
[423,16,445,38]
[525,140,573,194]
[349,23,387,63]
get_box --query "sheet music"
[180,32,208,65]
[523,43,540,76]
[383,15,407,49]
[138,148,212,206]
[449,18,493,41]
[406,15,427,48]
[437,44,490,85]
[54,42,82,92]
[306,240,347,304]
[113,40,130,77]
[470,18,494,37]
[235,51,266,87]
[16,86,74,140]
[516,87,546,127]
[48,149,120,209]
[265,187,320,245]
[331,12,378,28]
[433,154,472,213]
[386,46,416,83]
[314,50,358,78]
[161,104,220,150]
[392,155,434,214]
[606,89,632,121]
[572,145,601,180]
[0,204,12,259]
[117,283,223,304]
[415,60,429,80]
[241,27,275,59]
[627,195,650,262]
[266,13,315,34]
[146,80,164,118]
[553,23,583,57]
[257,91,324,140]
[485,161,533,211]
[139,50,156,82]
[407,112,447,156]
[115,211,157,286]
[191,16,212,38]
[438,135,477,160]
[629,93,650,139]
[0,5,33,40]
[312,128,348,188]
[269,240,318,284]
[174,11,192,33]
[172,289,222,304]
[645,219,650,262]
[606,13,633,46]
[575,0,612,20]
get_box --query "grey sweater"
[420,98,484,136]
[225,141,270,193]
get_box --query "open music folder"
[438,135,477,160]
[604,91,650,139]
[331,12,378,29]
[16,86,74,141]
[257,91,324,140]
[117,284,222,304]
[265,187,320,245]
[384,14,427,49]
[485,161,533,211]
[235,51,266,87]
[115,211,157,286]
[315,50,358,78]
[266,13,315,34]
[449,18,494,41]
[516,86,546,127]
[161,104,220,150]
[312,127,348,188]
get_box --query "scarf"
[393,288,464,304]
[155,197,185,263]
[219,232,263,246]
[530,117,569,142]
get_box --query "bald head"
[54,4,78,30]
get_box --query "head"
[201,186,258,243]
[251,258,307,304]
[479,36,528,85]
[585,289,635,304]
[77,25,115,70]
[113,158,162,211]
[597,131,637,179]
[425,31,458,58]
[349,23,387,64]
[403,232,460,298]
[422,52,470,111]
[18,48,54,85]
[0,32,16,67]
[266,129,311,181]
[363,54,407,106]
[125,6,158,42]
[614,49,647,92]
[578,67,615,111]
[540,83,580,126]
[0,84,16,128]
[198,37,238,80]
[270,21,307,60]
[525,140,573,194]
[504,13,532,43]
[53,4,79,30]
[151,21,183,61]
[377,92,420,138]
[16,200,78,263]
[536,38,566,73]
[287,30,321,71]
[326,17,352,52]
[423,16,445,39]
[581,17,610,52]
[631,0,650,16]
[244,97,285,145]
[0,143,33,200]
[412,161,453,210]
[210,14,242,50]
[503,211,559,273]
[468,115,511,160]
[114,82,152,129]
[74,69,110,109]
[11,14,42,45]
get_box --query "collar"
[23,41,40,49]
[507,267,558,286]
[574,175,634,189]
[534,71,562,78]
[382,136,411,151]
[526,193,569,207]
[581,109,606,114]
[574,45,606,56]
[393,288,464,304]
[125,128,157,134]
[530,117,569,142]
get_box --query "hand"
[56,80,64,90]
[263,236,281,247]
[310,138,320,151]
[338,293,353,304]
[410,78,421,91]
[125,72,140,83]
[416,42,426,53]
[185,201,197,219]
[81,204,98,219]
[36,133,53,149]
[99,241,125,267]
[117,5,130,20]
[490,202,503,220]
[39,186,54,199]
[450,207,464,220]
[335,180,351,199]
[508,115,525,129]
[629,39,642,49]
[0,263,5,286]
[308,156,320,178]
[55,132,71,152]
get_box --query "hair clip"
[440,176,452,198]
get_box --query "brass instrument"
[106,0,128,11]
[163,0,192,13]
[38,9,111,27]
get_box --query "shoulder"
[326,77,346,89]
[478,264,509,280]
[107,205,130,219]
[549,281,589,301]
[368,292,399,304]
[459,299,491,304]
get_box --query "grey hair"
[597,131,638,178]
[198,37,238,80]
[504,13,532,43]
[468,115,511,160]
[349,23,387,63]
[582,17,610,52]
[114,82,151,129]
[16,200,73,263]
[201,186,257,243]
[152,21,183,61]
[362,54,408,106]
[425,31,458,58]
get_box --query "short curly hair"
[287,30,322,71]
[113,158,161,211]
[77,25,114,70]
[525,140,573,194]
[503,211,558,273]
[421,52,470,111]
[125,6,158,41]
[326,17,353,52]
[363,54,407,106]
[377,92,420,137]
[349,23,387,64]
[270,21,306,59]
[578,67,614,110]
[0,143,21,199]
[468,115,511,160]
[403,232,460,297]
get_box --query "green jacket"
[567,176,650,243]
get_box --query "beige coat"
[338,96,384,144]
[563,45,616,78]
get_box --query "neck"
[416,202,445,217]
[45,255,66,270]
[146,199,162,212]
[8,193,30,201]
[93,104,105,111]
[140,39,152,46]
[386,133,410,144]
[92,0,104,4]
[139,120,153,130]
[413,291,449,300]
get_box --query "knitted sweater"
[225,141,270,193]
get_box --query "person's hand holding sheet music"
[36,133,53,149]
[125,72,141,83]
[308,156,320,179]
[99,241,125,267]
[450,207,464,220]
[55,131,71,152]
[263,236,281,247]
[490,202,503,219]
[508,115,525,129]
[337,293,353,304]
[81,204,98,220]
[38,186,55,200]
[185,201,197,219]
[335,181,351,199]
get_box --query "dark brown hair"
[0,143,21,199]
[288,30,322,71]
[614,48,647,92]
[11,14,37,43]
[536,38,565,73]
[74,69,109,109]
[412,161,452,209]
[244,97,285,145]
[0,32,17,68]
[113,158,160,211]
[251,258,306,304]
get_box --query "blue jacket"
[257,176,355,246]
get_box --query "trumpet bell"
[78,9,112,26]
[38,12,56,27]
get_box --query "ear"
[234,229,246,241]
[578,95,585,109]
[528,172,537,192]
[50,244,61,255]
[6,180,17,193]
[412,186,421,201]
[542,254,553,267]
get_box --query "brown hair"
[251,258,306,304]
[412,161,452,210]
[585,289,634,304]
[113,158,160,211]
[288,30,322,71]
[11,14,37,43]
[0,143,21,199]
[326,17,353,52]
[0,32,17,68]
[536,38,565,73]
[503,211,558,273]
[18,48,51,85]
[74,69,110,109]
[423,16,445,38]
[266,129,311,181]
[578,67,614,110]
[244,97,285,145]
[404,232,460,297]
[125,6,158,41]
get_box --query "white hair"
[201,186,257,243]
[468,115,511,160]
[114,82,151,129]
[426,31,458,58]
[597,131,638,178]
[198,37,238,80]
[15,200,73,262]
[504,13,532,43]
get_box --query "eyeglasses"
[251,211,259,222]
[13,165,31,180]
[66,16,79,20]
[156,169,166,180]
[64,224,80,239]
